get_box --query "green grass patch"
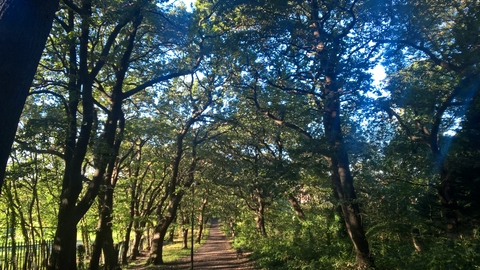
[162,226,210,263]
[126,224,210,269]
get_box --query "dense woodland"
[0,0,479,269]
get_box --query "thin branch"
[14,139,65,160]
[374,39,462,73]
[249,81,313,140]
[28,90,69,114]
[61,0,83,15]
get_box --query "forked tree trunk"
[148,119,203,265]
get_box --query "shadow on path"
[127,219,257,270]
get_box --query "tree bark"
[254,194,267,237]
[148,195,185,264]
[0,0,59,192]
[196,197,208,243]
[48,2,96,267]
[122,216,134,264]
[306,0,373,267]
[131,221,146,260]
[89,10,139,268]
[89,186,119,270]
[181,227,189,249]
[148,105,206,264]
[287,193,305,222]
[322,74,373,268]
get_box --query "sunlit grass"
[125,224,210,269]
[162,225,210,263]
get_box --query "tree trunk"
[122,174,138,264]
[181,212,189,249]
[196,197,208,243]
[131,221,146,260]
[287,193,305,221]
[322,74,373,268]
[80,218,92,259]
[49,216,79,270]
[181,228,188,249]
[122,219,134,264]
[148,119,202,264]
[148,196,184,265]
[48,3,97,266]
[89,95,125,270]
[166,227,175,243]
[0,0,59,191]
[148,218,168,265]
[437,168,459,236]
[254,196,267,237]
[89,186,119,270]
[229,217,236,238]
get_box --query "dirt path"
[127,219,257,270]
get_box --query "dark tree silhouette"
[0,0,59,192]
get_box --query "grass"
[125,224,211,269]
[162,225,210,263]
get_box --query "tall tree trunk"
[307,0,373,266]
[80,218,92,258]
[149,217,167,265]
[181,211,189,249]
[437,167,459,235]
[49,2,96,267]
[50,216,79,270]
[0,0,59,191]
[9,202,17,270]
[122,173,138,264]
[322,74,373,268]
[148,118,203,264]
[89,86,127,270]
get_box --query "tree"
[202,0,379,266]
[147,77,215,264]
[0,0,59,192]
[375,0,480,234]
[21,0,204,268]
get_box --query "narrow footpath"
[127,219,257,269]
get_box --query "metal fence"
[0,237,152,269]
[0,240,52,270]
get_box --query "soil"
[126,219,257,270]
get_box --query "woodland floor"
[126,219,257,270]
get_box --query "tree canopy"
[0,0,479,269]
